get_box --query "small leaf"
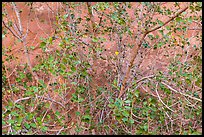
[8,119,15,124]
[124,106,131,110]
[129,118,134,124]
[124,100,131,104]
[92,37,98,42]
[157,19,164,26]
[55,111,60,117]
[71,82,77,85]
[143,125,148,131]
[176,17,182,22]
[122,110,129,117]
[63,14,68,19]
[30,123,37,128]
[134,90,140,97]
[108,103,115,108]
[71,66,76,72]
[142,43,150,48]
[42,126,48,132]
[11,111,18,116]
[122,117,128,123]
[83,115,91,120]
[2,120,6,125]
[40,42,46,48]
[76,111,80,116]
[143,101,147,106]
[78,97,84,102]
[36,117,41,122]
[24,123,30,129]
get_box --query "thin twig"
[12,2,23,35]
[155,83,175,112]
[11,2,42,85]
[136,75,155,83]
[2,124,11,129]
[161,81,202,102]
[56,127,64,135]
[2,21,21,40]
[14,96,65,108]
[146,6,189,34]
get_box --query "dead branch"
[155,83,175,112]
[2,20,21,40]
[161,81,202,102]
[11,2,41,85]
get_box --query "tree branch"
[118,6,189,98]
[11,2,41,85]
[2,20,21,40]
[146,6,188,34]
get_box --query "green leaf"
[48,37,53,44]
[40,42,46,48]
[2,120,6,125]
[122,110,129,117]
[142,43,150,48]
[157,42,163,47]
[192,131,201,135]
[33,86,38,93]
[125,106,131,110]
[92,37,98,42]
[157,19,164,26]
[108,103,115,108]
[11,111,18,116]
[176,17,182,22]
[15,104,24,110]
[36,117,41,122]
[38,79,46,87]
[143,101,147,106]
[55,111,60,117]
[71,66,76,72]
[71,82,77,85]
[24,123,30,129]
[129,118,134,124]
[83,115,91,120]
[60,63,66,71]
[71,14,75,19]
[63,14,68,19]
[143,125,148,131]
[124,100,131,104]
[42,126,48,132]
[8,119,15,124]
[122,117,128,123]
[134,90,140,97]
[30,123,37,128]
[75,111,80,116]
[118,18,126,25]
[166,26,171,30]
[188,17,193,23]
[78,97,84,102]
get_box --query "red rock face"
[2,2,201,71]
[2,2,202,134]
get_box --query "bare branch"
[12,2,23,35]
[118,6,189,98]
[161,81,202,102]
[155,83,175,112]
[2,20,21,40]
[14,96,65,108]
[146,6,188,34]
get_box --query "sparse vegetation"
[2,2,202,135]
